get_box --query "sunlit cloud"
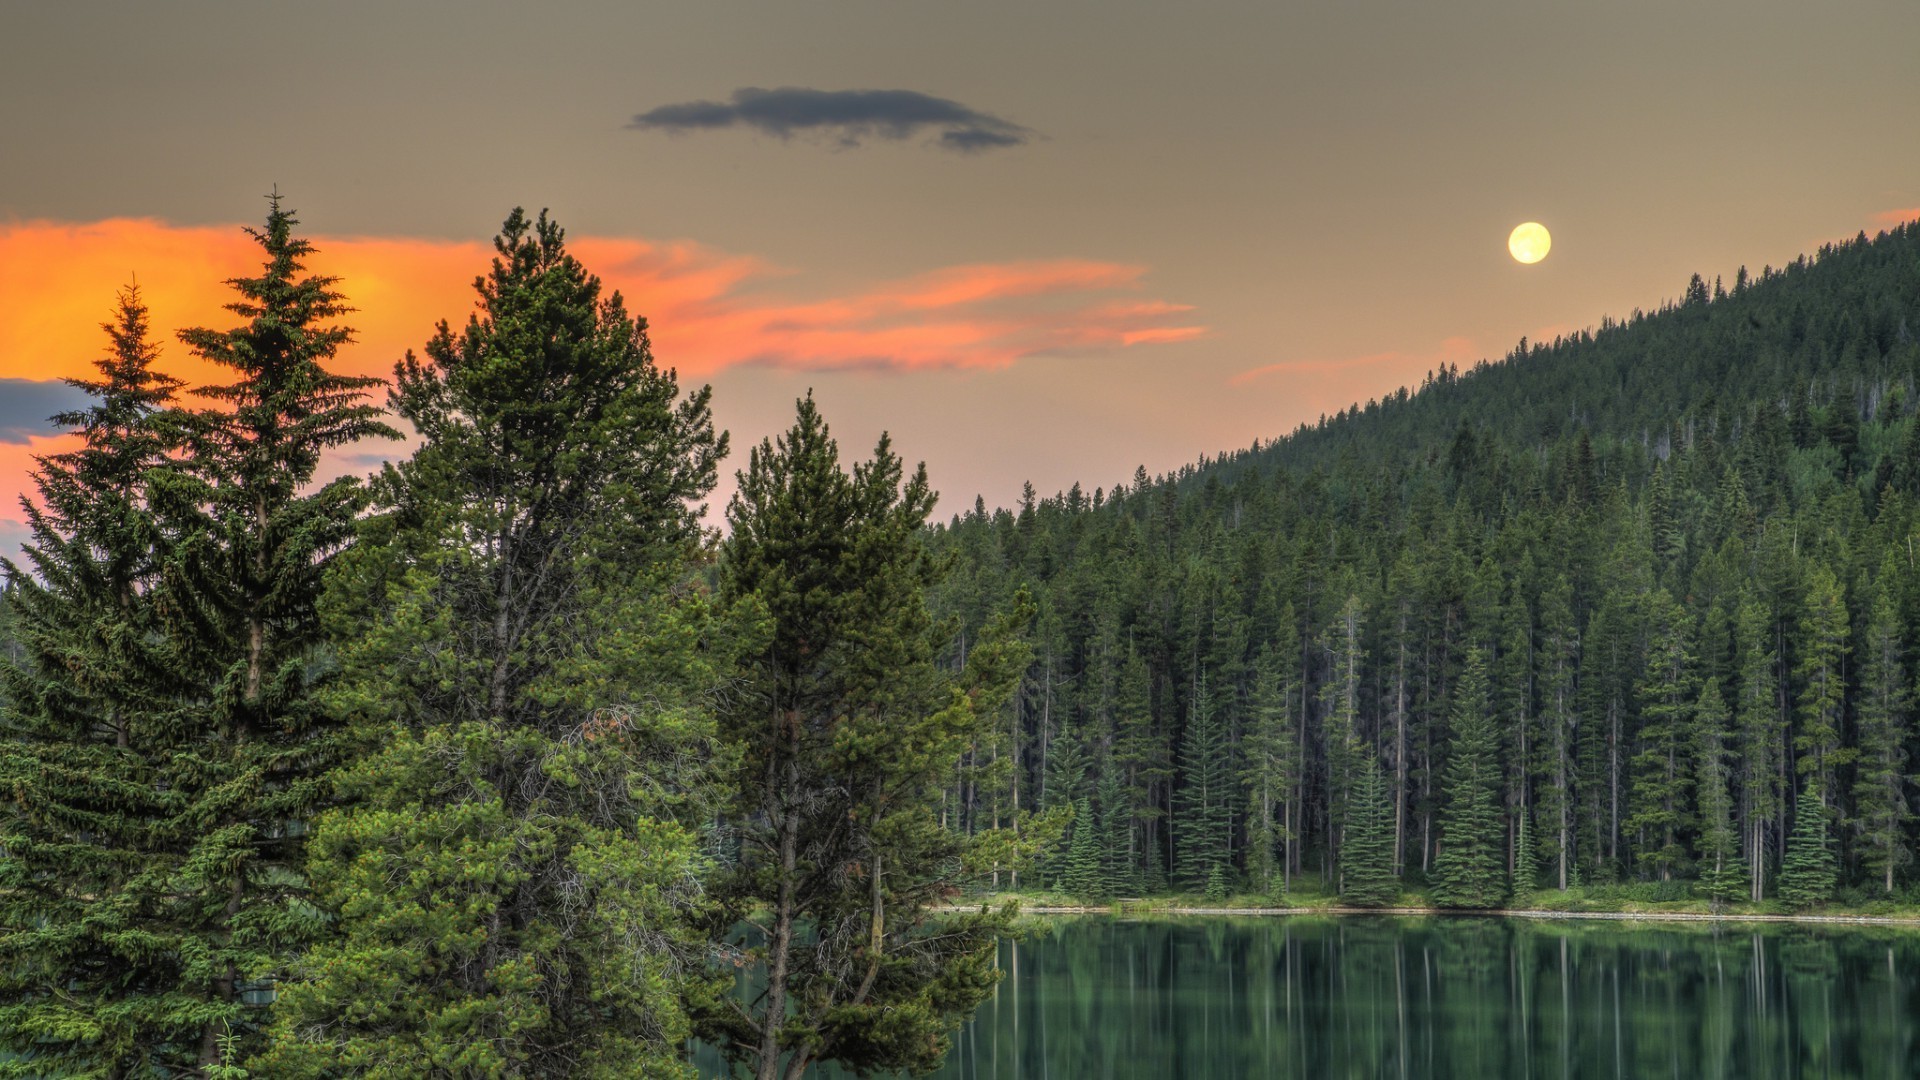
[0,216,1201,554]
[0,218,1199,385]
[1872,207,1920,230]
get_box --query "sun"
[1509,222,1551,264]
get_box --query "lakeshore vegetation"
[0,200,1918,1075]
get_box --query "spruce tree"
[1692,681,1748,905]
[1733,596,1781,902]
[701,397,1023,1080]
[1241,630,1300,895]
[1512,809,1541,900]
[1432,649,1508,908]
[1794,566,1849,805]
[1340,759,1398,907]
[1852,575,1912,894]
[0,286,191,1073]
[1063,797,1104,897]
[258,209,723,1076]
[1172,689,1232,893]
[1626,589,1695,880]
[1779,785,1837,910]
[1095,769,1136,895]
[164,200,395,1070]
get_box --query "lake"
[761,915,1920,1079]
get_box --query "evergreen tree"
[1432,650,1508,908]
[1241,638,1299,894]
[1733,596,1782,902]
[1626,589,1695,880]
[1794,566,1849,802]
[1512,809,1540,898]
[1534,575,1579,890]
[1692,681,1747,905]
[1779,785,1837,910]
[1095,769,1136,896]
[1340,760,1398,907]
[701,397,1022,1080]
[163,200,395,1069]
[0,286,190,1073]
[1062,798,1104,897]
[1851,574,1912,894]
[1172,687,1233,893]
[259,210,721,1075]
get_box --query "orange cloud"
[1230,336,1478,386]
[0,217,1200,387]
[0,216,1201,557]
[1872,207,1920,230]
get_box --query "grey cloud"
[630,87,1033,152]
[0,379,90,444]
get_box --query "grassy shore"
[954,882,1920,925]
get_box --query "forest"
[1,202,1917,1076]
[929,222,1920,911]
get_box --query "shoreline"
[963,904,1920,927]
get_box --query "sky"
[3,0,1918,553]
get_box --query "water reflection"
[922,917,1918,1080]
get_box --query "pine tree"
[1340,759,1398,907]
[1794,566,1849,802]
[1534,575,1579,890]
[1095,769,1136,896]
[258,209,720,1075]
[1692,681,1747,905]
[1779,785,1837,910]
[0,286,191,1073]
[702,396,1021,1080]
[1241,638,1299,894]
[1432,649,1508,908]
[1733,596,1782,902]
[1626,589,1695,880]
[162,199,395,1070]
[1172,687,1233,893]
[1063,797,1104,897]
[1513,809,1540,899]
[1851,574,1912,894]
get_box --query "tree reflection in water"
[920,917,1918,1080]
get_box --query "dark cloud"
[0,379,88,444]
[630,87,1032,152]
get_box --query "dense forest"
[2,201,1918,1076]
[929,223,1920,907]
[0,204,1033,1078]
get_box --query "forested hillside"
[931,222,1920,907]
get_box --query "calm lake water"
[705,915,1920,1078]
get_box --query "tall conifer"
[1432,649,1507,908]
[0,286,190,1073]
[702,397,1025,1080]
[165,200,394,1070]
[260,209,722,1075]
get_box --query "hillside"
[929,222,1920,908]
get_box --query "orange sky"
[0,215,1205,545]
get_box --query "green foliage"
[925,224,1920,910]
[1512,810,1540,899]
[1780,786,1838,911]
[1691,682,1747,905]
[1340,760,1398,907]
[1172,689,1233,893]
[1851,575,1913,893]
[1432,651,1508,909]
[0,285,197,1074]
[1063,798,1104,897]
[258,209,722,1076]
[701,396,1024,1080]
